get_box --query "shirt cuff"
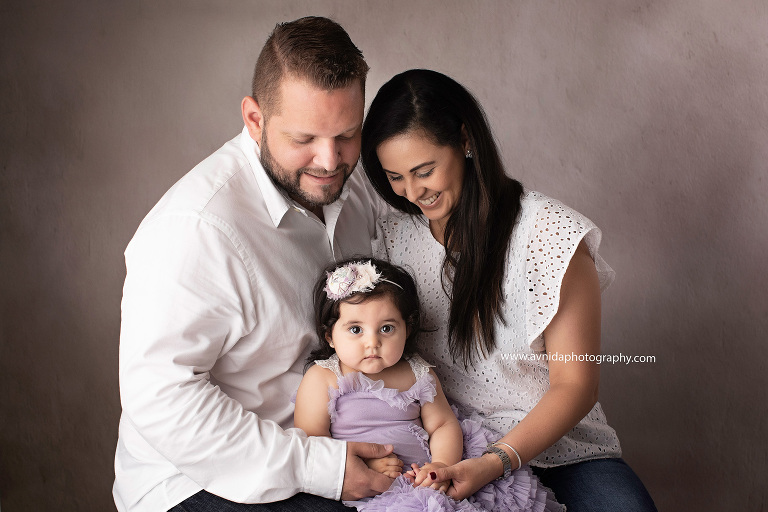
[305,436,347,500]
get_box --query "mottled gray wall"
[1,1,766,510]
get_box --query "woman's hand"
[364,453,404,479]
[429,454,503,501]
[406,461,451,493]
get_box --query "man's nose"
[314,139,341,172]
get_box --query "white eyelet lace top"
[373,190,622,467]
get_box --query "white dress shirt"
[114,127,387,512]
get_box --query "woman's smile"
[418,191,442,207]
[377,131,467,241]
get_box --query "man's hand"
[365,453,403,479]
[341,442,396,501]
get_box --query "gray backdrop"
[1,1,766,510]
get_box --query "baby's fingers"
[430,481,450,493]
[415,469,438,487]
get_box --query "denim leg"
[169,490,355,512]
[532,458,657,512]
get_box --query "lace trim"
[406,354,434,381]
[315,353,344,379]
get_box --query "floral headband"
[324,261,403,301]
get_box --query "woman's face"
[376,130,467,231]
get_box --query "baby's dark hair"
[306,257,423,369]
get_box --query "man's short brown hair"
[251,16,369,118]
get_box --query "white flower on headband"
[324,261,383,300]
[352,262,379,290]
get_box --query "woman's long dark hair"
[306,257,423,370]
[361,69,524,367]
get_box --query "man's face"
[258,77,364,212]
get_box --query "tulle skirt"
[343,412,564,512]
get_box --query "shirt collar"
[239,126,294,227]
[239,125,351,228]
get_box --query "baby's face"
[327,295,407,376]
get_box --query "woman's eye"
[349,326,362,335]
[380,325,394,334]
[416,168,434,179]
[386,174,403,182]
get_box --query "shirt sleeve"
[523,195,616,350]
[119,212,345,503]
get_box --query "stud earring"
[465,149,474,159]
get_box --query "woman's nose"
[403,180,422,204]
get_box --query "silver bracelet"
[482,444,512,479]
[493,441,522,470]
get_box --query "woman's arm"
[495,240,601,462]
[412,369,464,492]
[433,241,602,499]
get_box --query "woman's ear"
[460,124,471,154]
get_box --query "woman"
[361,69,657,512]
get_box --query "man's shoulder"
[145,135,255,219]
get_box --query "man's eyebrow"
[286,124,360,138]
[383,161,436,174]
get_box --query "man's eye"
[349,326,362,335]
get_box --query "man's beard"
[260,131,351,210]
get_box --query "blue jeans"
[532,458,657,512]
[168,491,354,512]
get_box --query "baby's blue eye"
[349,326,362,335]
[380,325,394,334]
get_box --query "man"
[114,17,394,512]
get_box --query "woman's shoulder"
[520,190,596,226]
[374,211,434,261]
[377,210,427,235]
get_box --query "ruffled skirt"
[343,412,564,511]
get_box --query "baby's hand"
[411,462,451,494]
[364,453,403,479]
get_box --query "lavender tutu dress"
[314,354,564,512]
